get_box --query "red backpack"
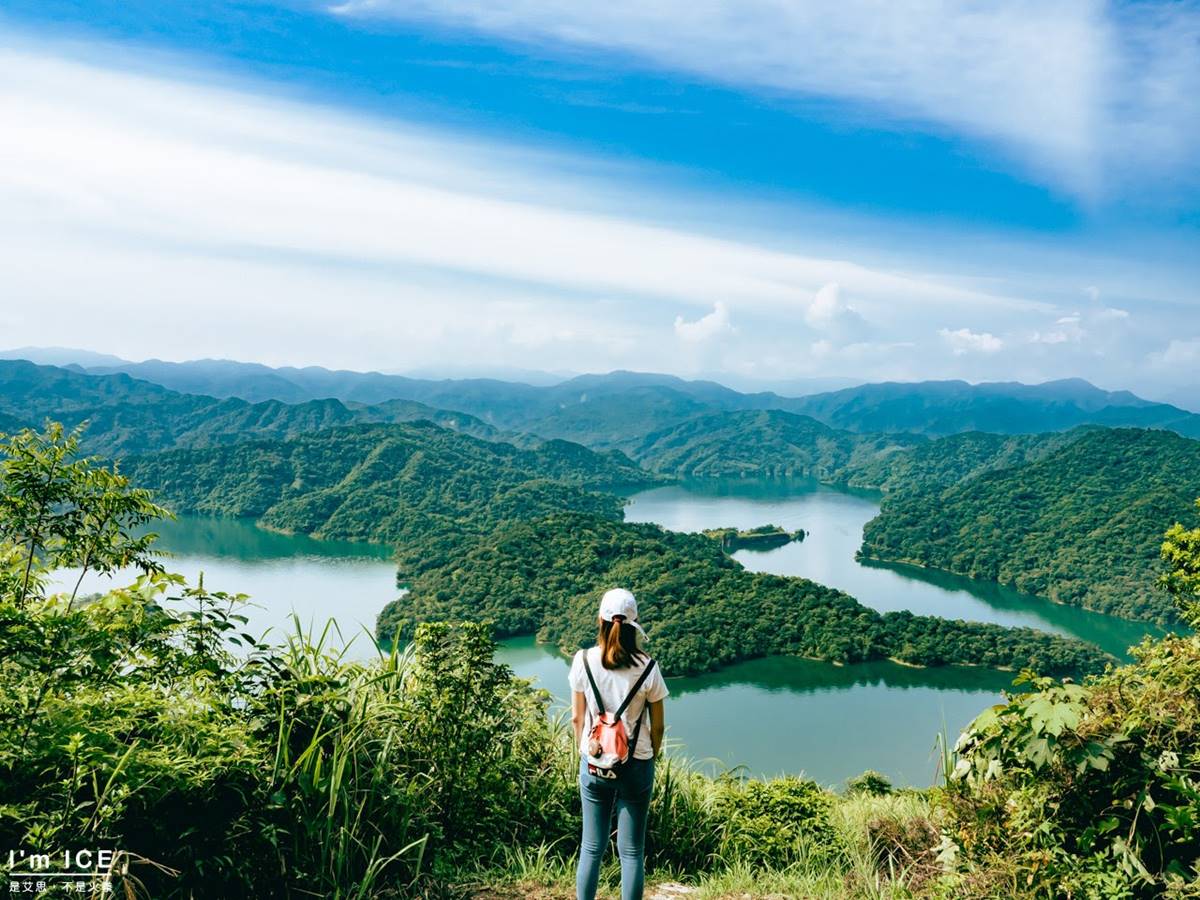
[581,653,657,779]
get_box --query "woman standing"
[569,588,668,900]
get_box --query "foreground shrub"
[711,776,840,868]
[945,499,1200,897]
[847,769,893,797]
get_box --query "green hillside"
[380,512,1112,678]
[631,408,922,478]
[844,428,1092,494]
[8,360,1200,466]
[521,385,715,450]
[126,422,652,545]
[860,428,1200,624]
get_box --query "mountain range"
[4,352,1198,630]
[3,350,1198,448]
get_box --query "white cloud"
[675,302,732,343]
[1150,338,1200,368]
[804,282,871,343]
[1031,331,1071,346]
[810,339,835,360]
[939,327,1004,355]
[332,0,1200,198]
[1030,306,1129,345]
[1031,315,1084,345]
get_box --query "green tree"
[1161,497,1200,627]
[0,424,167,607]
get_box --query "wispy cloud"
[330,0,1200,199]
[1029,305,1129,346]
[940,327,1004,355]
[0,47,1052,369]
[1149,338,1200,368]
[0,42,1192,390]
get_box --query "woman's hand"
[648,699,665,758]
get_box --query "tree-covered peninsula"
[125,422,655,544]
[380,512,1113,678]
[860,428,1200,625]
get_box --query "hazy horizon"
[5,343,1197,411]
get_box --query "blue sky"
[1,0,1197,400]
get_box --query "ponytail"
[597,616,643,670]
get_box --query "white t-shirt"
[568,646,669,760]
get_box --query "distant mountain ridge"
[2,354,1199,451]
[789,379,1200,439]
[6,356,1196,632]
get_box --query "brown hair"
[597,616,644,670]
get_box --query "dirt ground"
[469,883,796,900]
[469,883,695,900]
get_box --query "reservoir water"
[624,479,1154,659]
[55,479,1160,786]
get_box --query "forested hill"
[125,422,655,545]
[631,409,923,478]
[844,429,1093,495]
[860,428,1200,624]
[378,512,1113,678]
[0,359,500,456]
[790,379,1200,438]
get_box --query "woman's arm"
[648,699,665,758]
[571,691,587,749]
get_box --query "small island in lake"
[703,523,806,552]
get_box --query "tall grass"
[264,619,430,898]
[932,714,959,788]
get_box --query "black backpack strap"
[624,663,658,760]
[627,706,648,758]
[614,658,656,720]
[581,652,606,715]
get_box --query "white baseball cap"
[598,588,646,635]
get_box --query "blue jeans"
[576,756,655,900]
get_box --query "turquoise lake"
[54,478,1159,786]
